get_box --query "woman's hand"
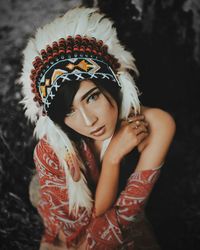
[104,114,149,164]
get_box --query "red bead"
[53,52,59,57]
[58,49,65,54]
[59,38,66,43]
[82,37,89,44]
[73,44,79,51]
[86,47,91,52]
[46,45,52,51]
[46,46,53,55]
[92,49,97,55]
[40,49,46,54]
[102,45,108,53]
[39,99,43,105]
[75,34,81,40]
[33,63,39,70]
[30,75,34,81]
[58,44,65,49]
[43,58,48,64]
[52,41,58,47]
[47,55,53,60]
[31,69,36,75]
[32,60,36,66]
[98,51,102,56]
[80,46,85,52]
[98,40,103,46]
[66,36,73,44]
[31,88,37,93]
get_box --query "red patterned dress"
[34,137,161,249]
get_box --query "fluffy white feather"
[118,71,141,119]
[34,116,93,213]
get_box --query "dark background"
[0,0,200,249]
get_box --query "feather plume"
[118,71,141,119]
[34,116,93,213]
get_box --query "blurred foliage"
[183,0,200,61]
[0,63,42,249]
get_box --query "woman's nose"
[80,108,97,126]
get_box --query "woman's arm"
[94,107,176,217]
[85,167,161,249]
[114,108,175,230]
[135,107,176,172]
[94,115,149,216]
[94,154,121,217]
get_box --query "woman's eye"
[87,92,101,103]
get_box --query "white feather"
[118,71,141,119]
[34,116,93,214]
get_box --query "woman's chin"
[92,131,114,142]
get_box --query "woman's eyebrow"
[80,87,98,101]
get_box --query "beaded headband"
[30,35,121,113]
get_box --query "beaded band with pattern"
[30,35,121,113]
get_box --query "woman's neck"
[86,136,113,162]
[92,140,103,161]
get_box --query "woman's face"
[64,79,118,141]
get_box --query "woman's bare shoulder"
[135,106,176,171]
[141,106,176,132]
[136,106,176,155]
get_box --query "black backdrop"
[0,0,200,249]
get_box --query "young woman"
[21,7,176,250]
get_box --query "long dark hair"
[48,78,121,142]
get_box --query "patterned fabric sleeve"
[33,139,91,247]
[85,168,161,249]
[115,168,161,228]
[34,138,161,249]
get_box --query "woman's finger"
[127,117,143,125]
[133,125,148,135]
[136,121,148,128]
[137,131,149,143]
[128,114,144,121]
[122,114,146,125]
[128,120,148,131]
[136,121,149,128]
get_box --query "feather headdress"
[20,7,140,213]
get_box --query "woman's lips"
[91,125,106,136]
